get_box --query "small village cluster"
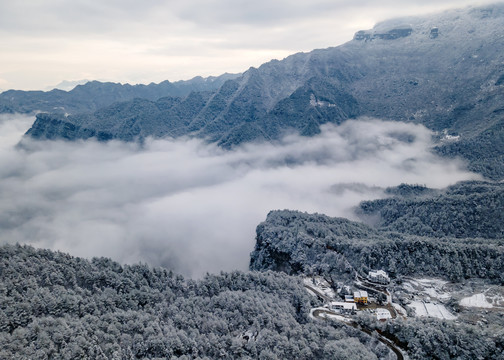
[312,269,393,320]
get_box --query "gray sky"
[0,0,498,90]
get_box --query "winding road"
[306,284,407,360]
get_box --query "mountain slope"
[356,181,504,239]
[21,4,504,179]
[250,208,504,283]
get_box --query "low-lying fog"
[0,114,479,277]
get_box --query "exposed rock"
[354,27,413,41]
[25,113,112,141]
[430,27,439,39]
[353,30,373,41]
[496,74,504,86]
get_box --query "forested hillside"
[248,186,504,358]
[250,209,504,283]
[355,314,504,360]
[2,226,503,359]
[0,244,391,359]
[357,181,504,239]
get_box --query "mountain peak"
[9,3,504,180]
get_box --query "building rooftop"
[330,301,357,310]
[354,290,368,298]
[344,295,354,302]
[376,308,392,320]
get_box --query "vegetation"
[356,314,504,360]
[357,181,504,239]
[0,244,390,359]
[1,181,503,358]
[250,209,504,283]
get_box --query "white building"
[330,301,357,314]
[376,308,392,321]
[368,270,390,284]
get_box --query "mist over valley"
[1,3,504,359]
[0,115,478,277]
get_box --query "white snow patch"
[460,293,493,308]
[410,301,428,317]
[376,308,392,320]
[404,278,451,301]
[416,278,448,286]
[322,313,348,322]
[410,301,456,320]
[490,294,504,307]
[425,303,457,320]
[423,287,451,301]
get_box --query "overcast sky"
[0,0,498,91]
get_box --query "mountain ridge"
[14,3,504,179]
[0,73,238,115]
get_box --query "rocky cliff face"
[354,26,413,41]
[25,113,113,141]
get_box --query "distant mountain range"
[0,73,238,115]
[5,4,504,179]
[44,79,90,91]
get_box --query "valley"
[0,3,503,359]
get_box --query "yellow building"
[354,290,368,305]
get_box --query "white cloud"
[0,115,479,277]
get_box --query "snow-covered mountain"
[21,4,504,179]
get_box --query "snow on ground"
[410,301,456,320]
[393,303,408,318]
[410,301,428,317]
[305,287,318,297]
[404,278,451,301]
[490,294,504,307]
[322,288,336,299]
[460,293,493,308]
[376,308,392,320]
[402,282,416,293]
[303,276,336,299]
[383,292,392,305]
[321,312,349,322]
[423,287,450,300]
[303,277,314,286]
[416,278,448,287]
[426,303,457,320]
[309,308,352,323]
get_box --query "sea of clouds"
[0,114,479,277]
